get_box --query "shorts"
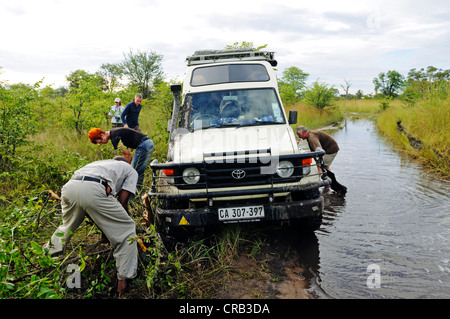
[323,152,337,166]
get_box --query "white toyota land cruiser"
[147,49,330,239]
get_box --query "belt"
[72,175,108,187]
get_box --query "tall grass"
[288,95,449,178]
[285,100,344,130]
[376,84,449,177]
[336,98,402,116]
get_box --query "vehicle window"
[191,64,270,86]
[181,88,285,130]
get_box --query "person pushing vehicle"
[297,125,347,196]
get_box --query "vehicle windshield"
[181,88,285,130]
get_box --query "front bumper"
[148,149,331,229]
[153,195,325,228]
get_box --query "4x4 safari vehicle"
[147,49,330,238]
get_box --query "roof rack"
[186,49,276,66]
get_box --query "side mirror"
[170,84,182,93]
[288,110,297,124]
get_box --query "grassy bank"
[286,98,401,130]
[286,101,344,130]
[337,98,403,116]
[376,93,449,177]
[288,96,449,178]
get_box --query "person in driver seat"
[220,97,241,119]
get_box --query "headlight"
[182,167,200,184]
[276,161,294,178]
[302,158,312,175]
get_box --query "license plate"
[218,205,264,221]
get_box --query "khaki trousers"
[46,179,137,280]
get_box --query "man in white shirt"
[108,98,125,127]
[44,156,138,293]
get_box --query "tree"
[98,63,123,93]
[120,49,163,99]
[66,69,104,90]
[340,79,352,99]
[0,81,40,158]
[373,70,405,97]
[355,89,364,99]
[66,71,104,134]
[278,83,297,106]
[407,66,449,87]
[403,66,450,104]
[304,81,338,109]
[279,66,309,100]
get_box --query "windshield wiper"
[238,120,278,128]
[193,120,278,131]
[192,122,239,131]
[192,123,220,131]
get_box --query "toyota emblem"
[231,169,246,179]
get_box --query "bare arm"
[117,189,132,214]
[121,148,132,164]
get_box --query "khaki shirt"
[307,130,339,154]
[72,159,138,198]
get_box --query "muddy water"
[291,118,450,299]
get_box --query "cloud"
[4,4,27,16]
[0,0,449,94]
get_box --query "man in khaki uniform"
[44,157,138,293]
[297,125,347,196]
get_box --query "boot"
[327,170,347,196]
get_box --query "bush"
[304,81,338,109]
[0,82,40,158]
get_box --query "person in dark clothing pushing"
[297,125,347,196]
[121,94,143,132]
[88,127,154,190]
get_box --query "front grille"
[150,149,324,192]
[203,156,275,188]
[174,149,303,189]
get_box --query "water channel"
[291,117,450,299]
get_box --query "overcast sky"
[1,0,449,94]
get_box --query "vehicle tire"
[291,188,320,201]
[290,214,323,233]
[305,214,323,232]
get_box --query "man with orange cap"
[88,127,153,190]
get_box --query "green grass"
[287,96,449,178]
[336,98,402,116]
[376,94,449,177]
[286,100,344,130]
